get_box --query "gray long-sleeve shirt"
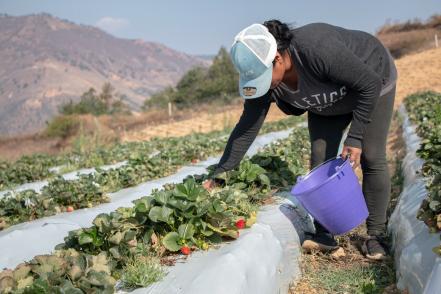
[212,22,397,176]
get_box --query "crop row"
[0,117,303,230]
[0,116,303,190]
[0,127,310,293]
[404,91,441,237]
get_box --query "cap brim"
[239,65,272,99]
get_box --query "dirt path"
[394,47,441,107]
[290,47,440,293]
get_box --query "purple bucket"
[291,156,368,235]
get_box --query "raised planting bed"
[0,126,311,293]
[388,92,441,294]
[125,193,312,294]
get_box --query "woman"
[202,20,397,260]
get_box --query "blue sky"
[0,0,439,55]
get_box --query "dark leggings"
[308,85,396,236]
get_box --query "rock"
[331,247,346,259]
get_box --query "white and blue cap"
[230,23,277,99]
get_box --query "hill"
[376,14,441,58]
[0,13,209,136]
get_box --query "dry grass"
[290,225,400,294]
[378,28,440,58]
[120,101,286,142]
[0,134,61,160]
[394,47,441,107]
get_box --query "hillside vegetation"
[143,47,238,110]
[377,14,441,58]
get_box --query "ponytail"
[263,19,294,51]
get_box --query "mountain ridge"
[0,13,209,136]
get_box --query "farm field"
[0,47,440,293]
[0,121,310,292]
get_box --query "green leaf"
[142,228,154,244]
[429,200,440,211]
[108,231,124,245]
[258,174,270,187]
[24,278,51,293]
[168,198,195,211]
[207,233,223,244]
[232,182,247,190]
[178,223,195,239]
[148,206,174,224]
[162,232,181,251]
[200,229,214,236]
[205,223,237,238]
[123,230,137,242]
[93,214,111,233]
[109,247,121,259]
[153,191,170,205]
[212,199,225,213]
[78,232,93,245]
[133,197,153,213]
[173,178,204,201]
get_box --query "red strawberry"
[235,219,246,229]
[66,206,74,212]
[191,158,198,164]
[181,246,191,255]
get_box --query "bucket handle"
[335,154,353,172]
[296,155,349,183]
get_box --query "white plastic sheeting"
[388,104,441,294]
[126,193,312,294]
[0,128,296,270]
[0,161,128,198]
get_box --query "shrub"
[60,83,130,116]
[45,115,80,138]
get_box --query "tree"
[99,82,115,108]
[59,83,130,116]
[142,46,239,110]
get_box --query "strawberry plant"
[0,116,304,230]
[0,123,310,293]
[0,175,109,230]
[0,116,304,190]
[0,250,116,293]
[405,91,441,235]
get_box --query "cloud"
[95,17,129,33]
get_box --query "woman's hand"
[202,179,217,191]
[341,145,362,169]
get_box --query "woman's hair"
[263,19,294,51]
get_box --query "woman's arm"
[310,40,383,149]
[211,94,272,176]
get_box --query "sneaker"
[362,235,389,261]
[302,231,339,252]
